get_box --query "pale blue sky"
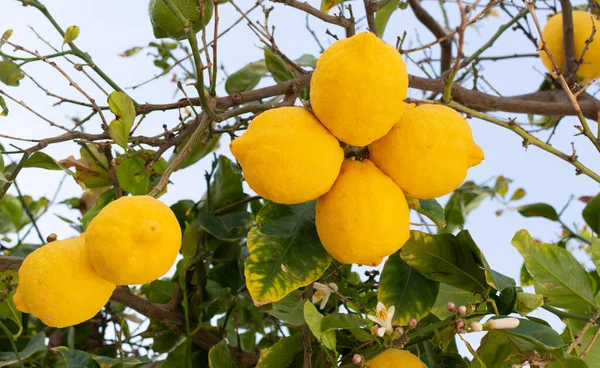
[2,0,597,356]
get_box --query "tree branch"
[560,0,577,84]
[270,0,355,37]
[408,0,453,73]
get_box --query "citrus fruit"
[84,195,182,285]
[366,349,426,368]
[369,104,484,199]
[13,236,115,328]
[540,11,600,82]
[149,0,213,40]
[310,32,409,146]
[230,106,344,205]
[315,159,410,266]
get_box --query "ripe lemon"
[369,104,484,199]
[366,349,426,368]
[315,159,410,266]
[84,195,182,285]
[149,0,213,40]
[230,106,344,204]
[13,237,115,328]
[540,11,600,82]
[310,32,409,146]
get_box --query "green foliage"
[0,61,24,87]
[0,194,48,233]
[517,203,559,221]
[116,150,168,195]
[24,152,68,171]
[225,61,268,94]
[0,332,45,367]
[583,193,600,234]
[513,229,596,310]
[208,340,236,368]
[256,334,303,368]
[378,252,439,324]
[375,0,400,37]
[107,92,136,149]
[244,201,332,305]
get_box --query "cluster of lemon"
[231,32,484,266]
[13,196,181,328]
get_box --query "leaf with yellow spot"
[244,201,331,306]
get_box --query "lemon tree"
[2,1,600,367]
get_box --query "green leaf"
[0,194,48,233]
[0,332,45,367]
[430,283,481,319]
[516,203,559,221]
[264,48,296,83]
[409,198,446,229]
[443,182,492,233]
[511,188,526,201]
[245,201,332,305]
[141,279,175,304]
[512,229,596,310]
[91,355,148,367]
[564,318,600,366]
[256,334,303,368]
[320,0,350,12]
[174,133,220,170]
[202,155,245,211]
[81,189,115,230]
[400,230,488,293]
[495,176,510,197]
[67,144,112,188]
[116,150,168,195]
[458,230,516,291]
[378,252,439,324]
[0,95,8,116]
[119,46,143,57]
[375,0,400,37]
[0,30,12,47]
[197,211,251,240]
[303,301,336,350]
[295,54,318,68]
[583,194,600,234]
[269,290,305,325]
[63,25,80,44]
[208,340,236,368]
[225,60,268,94]
[514,292,544,316]
[54,347,95,368]
[24,152,69,171]
[520,263,533,286]
[592,238,600,276]
[107,91,136,149]
[0,61,24,87]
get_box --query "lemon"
[13,237,115,328]
[230,106,344,205]
[310,32,409,146]
[84,195,182,285]
[540,11,600,82]
[366,349,426,368]
[369,104,484,199]
[149,0,213,41]
[315,159,410,266]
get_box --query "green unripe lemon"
[148,0,213,41]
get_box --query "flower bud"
[457,305,467,315]
[352,354,364,365]
[370,326,379,336]
[446,301,457,313]
[407,318,417,329]
[392,327,404,339]
[470,322,483,332]
[485,318,520,330]
[456,318,465,330]
[467,304,476,313]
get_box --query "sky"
[1,0,598,359]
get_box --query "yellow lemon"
[84,195,182,285]
[540,11,600,82]
[369,104,484,199]
[149,0,213,40]
[366,349,426,368]
[310,32,409,146]
[230,106,344,205]
[315,160,410,266]
[13,237,115,328]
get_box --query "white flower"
[312,282,338,310]
[485,317,520,330]
[368,302,395,336]
[470,322,483,332]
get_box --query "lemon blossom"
[368,302,395,337]
[312,282,338,310]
